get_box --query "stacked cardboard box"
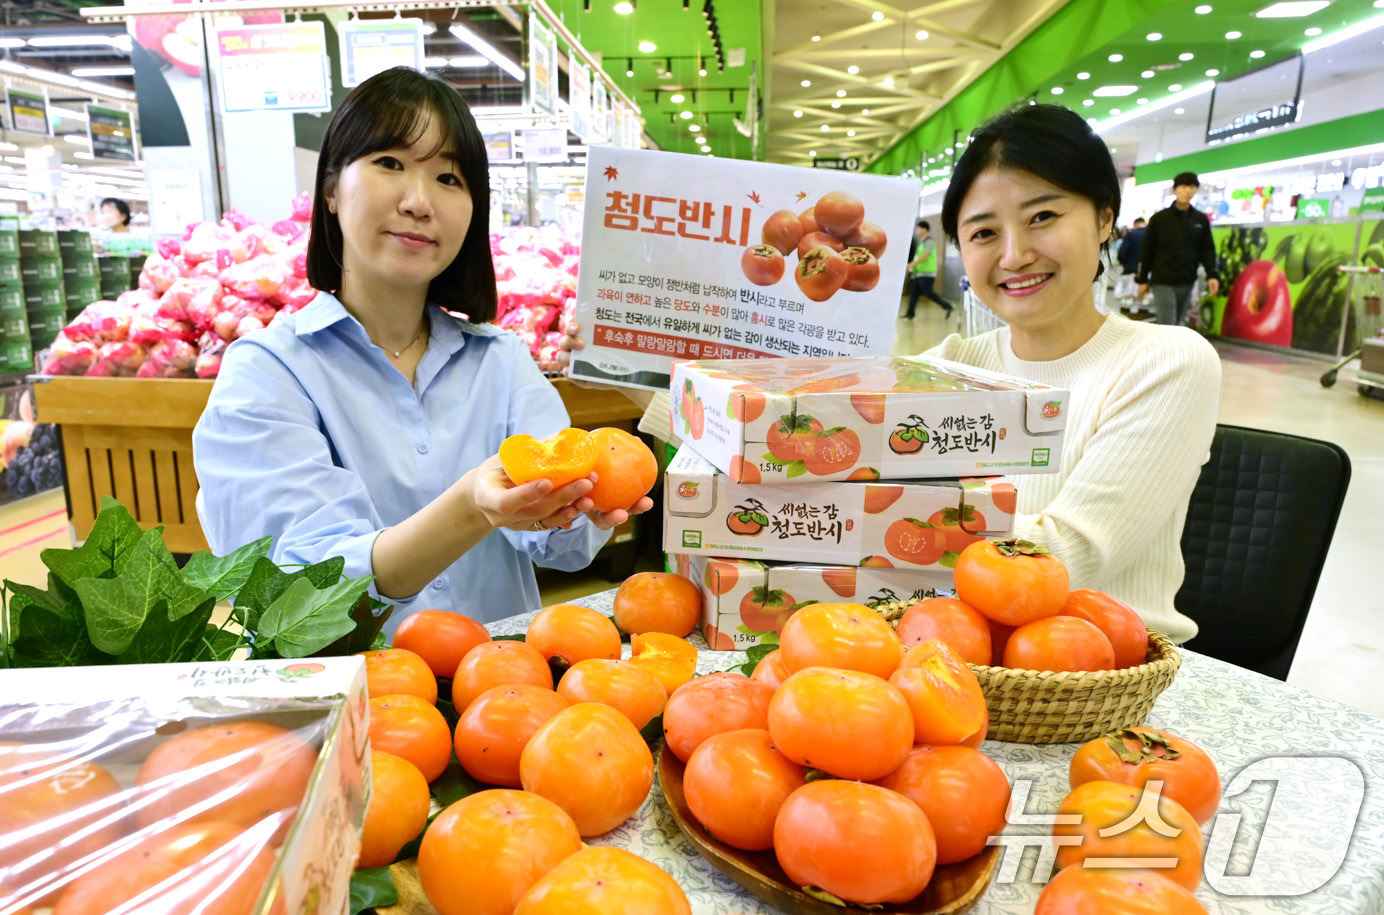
[0,229,30,374]
[19,230,66,356]
[58,230,101,320]
[663,354,1069,650]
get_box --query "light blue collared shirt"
[192,291,610,634]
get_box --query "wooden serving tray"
[658,743,998,915]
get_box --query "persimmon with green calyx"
[1069,728,1221,825]
[499,428,597,488]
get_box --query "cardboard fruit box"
[670,553,953,651]
[0,656,369,914]
[664,445,1015,567]
[670,354,1068,482]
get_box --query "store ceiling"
[546,0,764,161]
[764,0,1067,165]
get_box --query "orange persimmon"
[499,428,598,488]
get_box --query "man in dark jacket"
[1136,173,1220,325]
[1118,217,1145,275]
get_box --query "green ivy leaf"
[200,625,244,662]
[736,642,777,676]
[180,536,273,602]
[234,558,295,633]
[260,576,373,658]
[42,496,144,589]
[348,867,398,915]
[75,528,211,656]
[323,594,394,657]
[120,596,218,664]
[4,591,112,668]
[640,713,664,750]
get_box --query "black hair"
[1173,171,1200,188]
[917,219,930,231]
[941,104,1121,278]
[100,197,131,226]
[307,67,497,322]
[1133,217,1146,225]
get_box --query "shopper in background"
[1135,173,1220,325]
[904,220,955,319]
[193,68,649,632]
[99,197,131,233]
[927,104,1220,643]
[1118,216,1146,275]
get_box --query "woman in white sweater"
[926,104,1220,642]
[569,105,1219,644]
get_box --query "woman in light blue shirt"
[193,69,648,631]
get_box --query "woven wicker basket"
[968,630,1182,744]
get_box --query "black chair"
[1176,424,1350,680]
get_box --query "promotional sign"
[569,60,592,141]
[624,107,642,150]
[6,88,49,135]
[339,18,424,88]
[148,169,205,237]
[1363,187,1384,214]
[215,21,331,113]
[1295,198,1329,220]
[813,156,861,172]
[482,129,516,162]
[523,127,566,162]
[84,104,137,161]
[570,146,923,390]
[528,14,557,115]
[1208,221,1363,355]
[592,80,609,143]
[611,105,626,150]
[1205,53,1303,144]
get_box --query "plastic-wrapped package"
[220,254,289,300]
[157,277,223,326]
[0,658,367,914]
[38,334,99,376]
[137,250,181,295]
[85,341,148,376]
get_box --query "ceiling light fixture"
[638,40,656,53]
[1206,68,1220,76]
[1147,32,1162,40]
[689,124,700,131]
[1092,84,1139,96]
[1142,69,1155,77]
[0,38,24,49]
[811,35,821,41]
[699,67,707,76]
[1175,106,1185,114]
[809,150,817,156]
[1169,83,1182,90]
[847,129,856,136]
[1249,49,1266,58]
[916,30,929,40]
[1077,71,1090,79]
[801,79,811,87]
[26,35,124,47]
[793,109,803,117]
[882,76,894,86]
[1082,99,1094,106]
[1137,97,1148,104]
[680,110,693,119]
[1226,30,1242,39]
[821,124,829,131]
[1109,53,1123,62]
[1092,80,1215,134]
[1194,4,1212,13]
[862,109,869,115]
[1052,86,1064,94]
[1305,26,1322,35]
[831,101,841,108]
[671,93,685,103]
[1110,108,1121,115]
[613,1,634,13]
[1179,52,1194,60]
[847,65,859,74]
[836,89,846,97]
[448,24,525,80]
[871,11,884,20]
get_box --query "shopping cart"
[1319,265,1384,393]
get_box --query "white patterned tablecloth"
[491,590,1384,914]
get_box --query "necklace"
[369,324,427,359]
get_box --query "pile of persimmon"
[1,718,319,912]
[745,190,886,302]
[668,602,1011,908]
[362,594,703,915]
[1037,726,1221,911]
[498,426,657,514]
[894,538,1152,672]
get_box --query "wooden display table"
[30,375,648,556]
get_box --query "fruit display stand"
[29,375,650,559]
[375,588,1384,915]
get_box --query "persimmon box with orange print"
[670,354,1068,483]
[669,553,953,651]
[0,657,369,914]
[664,446,1015,567]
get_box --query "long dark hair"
[941,104,1121,278]
[306,67,497,322]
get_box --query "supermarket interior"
[3,0,1384,912]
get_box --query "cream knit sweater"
[638,314,1220,642]
[924,314,1221,643]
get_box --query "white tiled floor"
[3,303,1380,718]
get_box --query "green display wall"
[1204,220,1381,355]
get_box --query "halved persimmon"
[891,639,989,746]
[498,428,597,488]
[628,632,698,694]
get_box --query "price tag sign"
[523,128,567,163]
[483,130,516,162]
[528,14,558,115]
[7,88,49,135]
[84,104,137,161]
[215,21,331,113]
[570,60,592,141]
[592,81,609,143]
[340,19,424,88]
